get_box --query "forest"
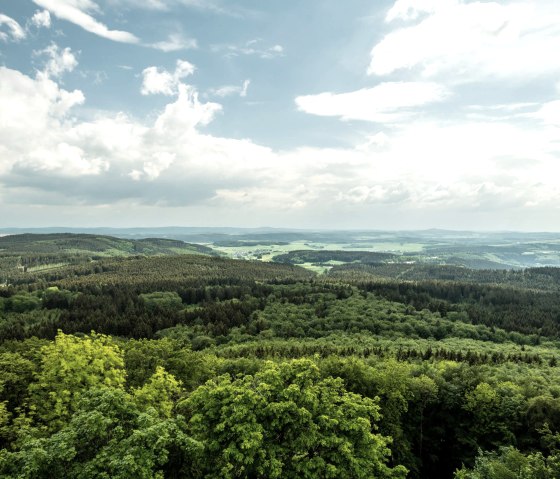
[1,234,560,478]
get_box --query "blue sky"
[1,0,560,230]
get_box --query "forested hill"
[0,233,215,256]
[328,263,560,292]
[273,249,397,264]
[0,233,217,278]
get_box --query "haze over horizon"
[1,0,560,231]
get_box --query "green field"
[206,230,560,271]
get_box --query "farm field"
[201,230,560,271]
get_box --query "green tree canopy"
[0,387,200,479]
[28,331,126,430]
[180,358,407,479]
[454,446,560,479]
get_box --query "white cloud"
[212,40,284,59]
[295,82,449,122]
[369,0,560,81]
[0,66,87,174]
[3,2,559,229]
[0,64,245,198]
[210,86,238,98]
[0,67,84,133]
[32,0,139,43]
[129,152,175,181]
[36,43,78,78]
[141,60,195,96]
[291,0,560,225]
[286,0,560,228]
[529,100,560,127]
[141,67,177,96]
[31,9,52,29]
[385,0,456,22]
[154,84,222,134]
[209,79,251,98]
[25,143,108,176]
[0,14,26,42]
[149,33,197,52]
[240,79,250,97]
[1,61,559,229]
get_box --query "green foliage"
[123,338,219,391]
[140,291,183,311]
[133,366,181,418]
[51,254,314,291]
[454,446,560,479]
[0,401,10,442]
[0,351,36,422]
[28,331,126,429]
[327,266,560,338]
[2,293,41,313]
[0,232,215,258]
[3,242,560,478]
[273,249,395,265]
[0,387,201,479]
[180,358,407,479]
[464,382,524,451]
[41,286,76,309]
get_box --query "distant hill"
[0,233,216,257]
[0,234,217,279]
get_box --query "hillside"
[2,245,560,478]
[0,233,215,256]
[0,233,217,279]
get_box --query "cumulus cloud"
[31,9,52,29]
[0,66,86,174]
[153,84,222,134]
[35,43,78,78]
[0,14,26,42]
[290,0,560,227]
[1,51,559,228]
[3,1,560,229]
[129,152,175,181]
[141,60,196,96]
[31,0,139,43]
[369,0,560,81]
[295,82,449,122]
[0,64,260,207]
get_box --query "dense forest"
[0,234,215,282]
[272,250,396,265]
[2,235,560,478]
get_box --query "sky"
[0,0,559,230]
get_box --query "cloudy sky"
[1,0,559,230]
